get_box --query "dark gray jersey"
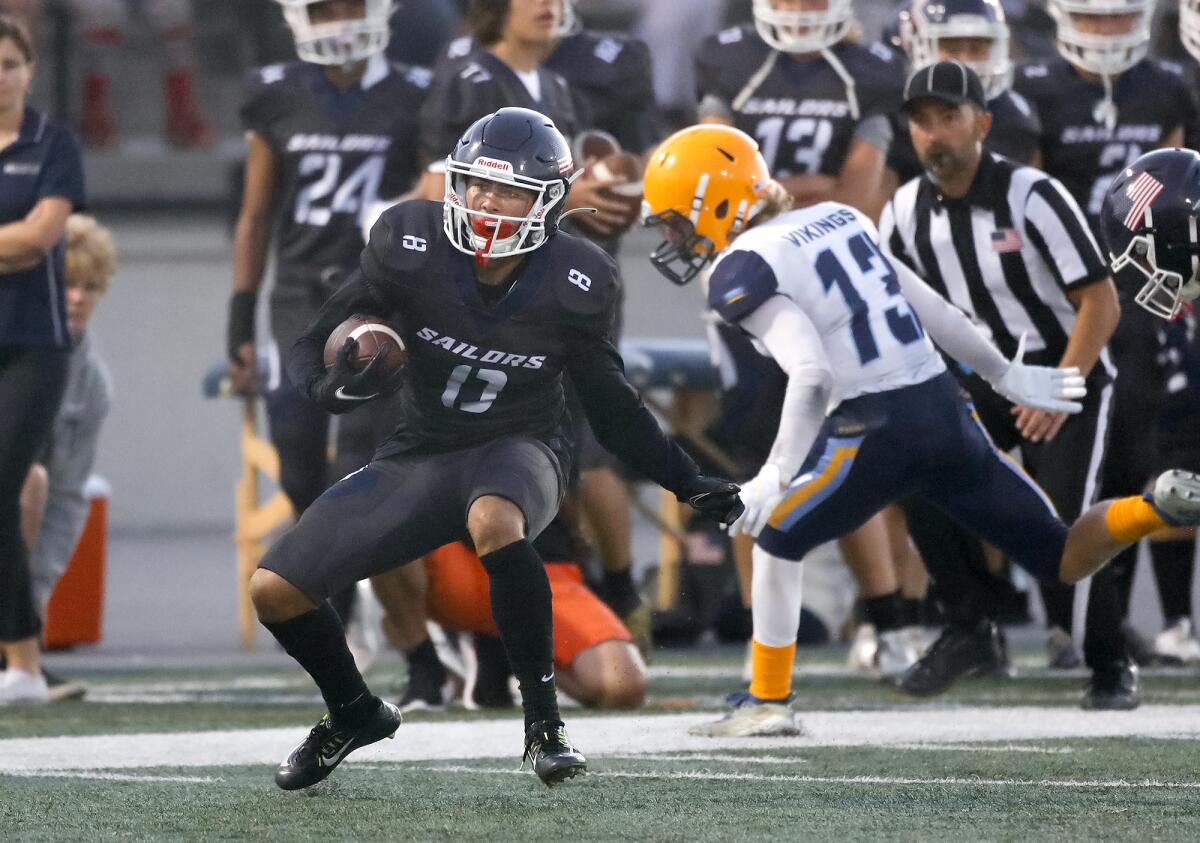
[1014,56,1198,230]
[239,56,431,277]
[438,33,657,154]
[419,46,580,165]
[545,31,657,153]
[289,201,699,493]
[695,26,904,177]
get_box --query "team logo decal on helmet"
[751,0,855,54]
[443,107,578,263]
[276,0,394,65]
[1102,148,1200,320]
[901,0,1012,100]
[641,125,773,286]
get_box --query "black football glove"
[310,337,402,414]
[677,474,745,528]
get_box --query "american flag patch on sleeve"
[1123,171,1165,230]
[990,228,1024,253]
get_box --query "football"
[323,314,407,373]
[572,128,621,166]
[592,151,644,199]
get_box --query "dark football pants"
[0,345,69,641]
[259,436,564,604]
[905,366,1125,671]
[758,373,1069,584]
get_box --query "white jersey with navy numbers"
[704,203,946,405]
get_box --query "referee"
[878,61,1131,709]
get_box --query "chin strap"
[559,207,598,222]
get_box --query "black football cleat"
[523,720,587,787]
[397,663,450,713]
[1082,661,1140,711]
[897,619,1011,697]
[275,699,402,790]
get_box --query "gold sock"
[1105,496,1169,544]
[748,639,796,701]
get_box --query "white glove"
[727,463,788,537]
[990,333,1087,414]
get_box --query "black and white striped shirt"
[879,152,1109,366]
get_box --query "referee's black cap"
[901,60,987,115]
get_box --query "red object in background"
[43,495,108,650]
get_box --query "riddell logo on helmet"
[474,157,514,173]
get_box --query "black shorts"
[259,435,564,602]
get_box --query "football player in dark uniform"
[1102,148,1200,662]
[887,0,1043,185]
[248,107,743,789]
[1016,0,1194,226]
[696,0,903,220]
[1012,0,1198,700]
[391,0,653,683]
[226,0,430,518]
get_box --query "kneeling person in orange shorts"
[418,540,646,709]
[370,510,648,711]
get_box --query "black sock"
[603,568,640,615]
[479,539,560,730]
[862,590,903,633]
[1039,580,1075,633]
[901,597,924,628]
[405,637,447,684]
[1151,539,1195,624]
[263,601,378,727]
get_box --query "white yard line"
[3,706,1200,774]
[612,744,1077,764]
[415,765,1200,790]
[3,770,221,783]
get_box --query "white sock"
[751,544,804,648]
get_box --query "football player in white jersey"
[642,124,1200,736]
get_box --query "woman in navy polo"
[0,14,85,705]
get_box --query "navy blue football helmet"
[900,0,1012,100]
[443,107,577,261]
[1101,148,1200,321]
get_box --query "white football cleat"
[902,624,930,659]
[847,623,878,673]
[1154,618,1200,664]
[688,692,803,737]
[0,668,49,705]
[1151,470,1200,526]
[876,628,920,679]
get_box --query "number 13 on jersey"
[816,231,923,366]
